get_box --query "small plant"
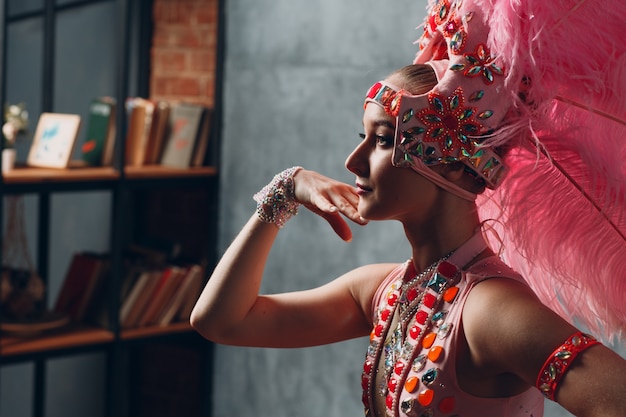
[2,102,29,149]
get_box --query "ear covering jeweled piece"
[364,0,512,191]
[364,76,508,190]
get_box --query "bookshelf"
[0,1,219,417]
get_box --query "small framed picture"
[27,113,81,168]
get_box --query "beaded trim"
[536,331,600,401]
[253,166,302,228]
[362,260,460,417]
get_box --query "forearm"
[190,214,279,340]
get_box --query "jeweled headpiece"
[364,1,513,197]
[387,0,626,342]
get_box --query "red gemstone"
[438,261,457,277]
[423,293,436,308]
[387,293,398,306]
[374,324,384,337]
[361,375,369,390]
[363,359,373,374]
[381,309,391,321]
[394,362,405,375]
[438,396,456,413]
[386,393,394,409]
[406,288,418,302]
[388,377,397,392]
[409,325,421,339]
[416,310,428,324]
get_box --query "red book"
[54,253,105,322]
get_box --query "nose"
[345,137,369,177]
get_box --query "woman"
[190,62,626,416]
[192,0,626,414]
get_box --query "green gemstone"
[470,90,484,102]
[478,110,493,119]
[402,109,414,123]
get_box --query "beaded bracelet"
[536,331,600,401]
[253,166,303,228]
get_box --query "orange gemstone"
[443,286,459,302]
[428,346,444,362]
[405,376,419,393]
[418,388,434,406]
[423,332,436,349]
[438,396,455,413]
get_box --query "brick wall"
[151,0,219,107]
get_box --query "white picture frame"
[27,113,81,168]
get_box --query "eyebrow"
[362,119,395,130]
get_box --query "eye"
[375,135,394,147]
[358,133,366,140]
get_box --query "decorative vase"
[2,148,16,173]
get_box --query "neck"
[404,197,483,273]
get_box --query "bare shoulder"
[462,276,578,379]
[338,262,402,325]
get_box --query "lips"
[356,182,372,194]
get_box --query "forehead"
[363,102,395,130]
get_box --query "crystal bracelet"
[253,166,303,228]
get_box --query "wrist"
[253,166,303,228]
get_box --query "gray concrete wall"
[216,2,428,416]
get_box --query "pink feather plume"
[467,0,626,342]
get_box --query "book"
[175,265,206,322]
[119,270,161,328]
[159,103,208,168]
[190,107,212,167]
[81,97,116,166]
[136,265,187,327]
[54,252,106,322]
[124,97,155,167]
[27,113,82,169]
[156,264,204,326]
[143,100,171,165]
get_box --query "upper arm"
[463,278,626,416]
[214,263,397,348]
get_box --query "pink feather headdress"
[414,0,626,343]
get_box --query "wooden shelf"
[121,321,194,341]
[124,165,217,179]
[0,325,115,357]
[2,165,119,184]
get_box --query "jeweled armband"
[253,166,302,228]
[536,331,600,401]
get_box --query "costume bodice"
[361,233,545,417]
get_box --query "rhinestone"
[478,110,494,119]
[412,354,427,372]
[402,108,415,123]
[432,311,447,325]
[556,350,572,360]
[422,368,439,386]
[400,398,414,413]
[428,273,447,292]
[438,323,453,338]
[469,90,484,101]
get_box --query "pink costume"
[361,232,545,417]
